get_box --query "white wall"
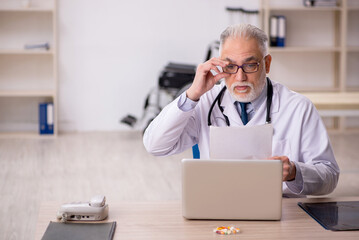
[58,0,260,131]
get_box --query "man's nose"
[234,68,247,82]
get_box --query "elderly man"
[143,23,339,197]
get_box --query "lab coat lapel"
[271,85,280,114]
[220,90,244,126]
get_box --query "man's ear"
[265,54,272,74]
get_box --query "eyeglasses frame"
[223,56,267,74]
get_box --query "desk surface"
[35,197,359,240]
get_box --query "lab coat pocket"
[272,139,291,158]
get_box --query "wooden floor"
[0,131,358,240]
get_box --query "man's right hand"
[186,58,230,101]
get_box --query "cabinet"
[0,0,57,137]
[261,0,359,131]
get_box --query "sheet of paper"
[210,124,273,159]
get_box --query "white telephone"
[56,195,109,222]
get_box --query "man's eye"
[246,63,257,67]
[245,63,257,69]
[226,65,235,69]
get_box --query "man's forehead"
[223,56,258,64]
[220,37,262,62]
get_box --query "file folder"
[277,16,286,47]
[39,103,54,135]
[270,16,278,47]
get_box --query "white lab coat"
[143,80,340,197]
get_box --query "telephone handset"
[56,195,109,222]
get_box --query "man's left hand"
[270,156,296,181]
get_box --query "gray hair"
[219,23,268,56]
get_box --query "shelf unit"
[0,0,57,137]
[261,0,359,131]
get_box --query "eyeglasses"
[222,57,265,74]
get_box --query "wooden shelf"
[0,7,53,13]
[262,0,359,131]
[0,0,57,137]
[348,6,359,11]
[267,6,342,11]
[269,46,341,53]
[346,87,359,92]
[301,92,359,109]
[347,46,359,52]
[0,49,53,55]
[0,90,56,97]
[295,87,340,92]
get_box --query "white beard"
[226,81,265,102]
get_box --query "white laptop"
[182,158,283,220]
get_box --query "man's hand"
[270,156,296,181]
[186,58,230,101]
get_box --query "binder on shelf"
[39,103,54,135]
[269,15,286,47]
[277,16,286,47]
[270,16,278,47]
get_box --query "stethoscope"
[207,77,273,126]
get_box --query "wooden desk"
[35,197,359,240]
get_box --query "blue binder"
[277,16,286,47]
[269,15,286,47]
[270,16,278,47]
[39,103,54,134]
